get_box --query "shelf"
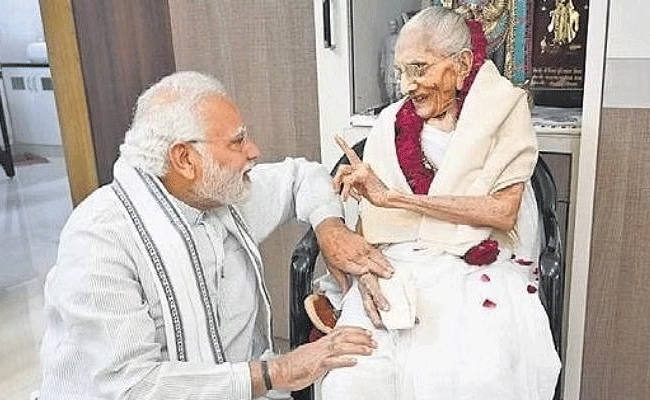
[350,105,583,136]
[531,106,582,135]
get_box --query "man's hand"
[267,326,377,393]
[315,217,393,292]
[333,136,390,207]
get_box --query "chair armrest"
[289,228,319,400]
[290,227,320,349]
[531,158,564,354]
[538,224,564,354]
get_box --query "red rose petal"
[515,258,534,266]
[482,299,497,308]
[464,239,500,265]
[480,274,491,282]
[532,268,540,275]
[527,285,538,294]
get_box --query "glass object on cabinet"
[350,0,422,115]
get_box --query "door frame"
[40,0,98,206]
[564,0,610,398]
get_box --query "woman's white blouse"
[421,124,452,170]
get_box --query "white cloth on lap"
[321,244,560,400]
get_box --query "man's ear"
[456,49,474,90]
[168,142,199,181]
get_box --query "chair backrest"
[531,156,564,354]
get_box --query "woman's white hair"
[396,6,471,56]
[120,71,226,177]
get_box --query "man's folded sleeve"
[240,157,344,243]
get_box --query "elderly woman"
[319,7,561,400]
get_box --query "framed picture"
[531,0,589,107]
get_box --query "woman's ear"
[456,49,474,90]
[168,141,199,181]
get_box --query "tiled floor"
[0,156,72,400]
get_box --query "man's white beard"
[194,156,251,207]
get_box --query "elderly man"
[39,71,392,399]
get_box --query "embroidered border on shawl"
[111,181,187,361]
[136,168,226,364]
[228,206,276,352]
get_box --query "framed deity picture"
[531,0,589,107]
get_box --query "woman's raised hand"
[333,135,390,207]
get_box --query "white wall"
[603,0,650,108]
[606,0,650,59]
[0,0,45,63]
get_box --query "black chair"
[289,139,564,400]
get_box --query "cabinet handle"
[323,0,332,48]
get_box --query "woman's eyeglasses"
[394,52,460,81]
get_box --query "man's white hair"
[120,71,226,177]
[396,6,471,57]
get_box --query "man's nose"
[245,140,261,161]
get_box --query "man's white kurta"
[40,157,342,399]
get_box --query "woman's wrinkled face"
[395,31,461,121]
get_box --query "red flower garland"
[395,19,488,195]
[395,100,431,194]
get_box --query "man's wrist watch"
[261,360,273,391]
